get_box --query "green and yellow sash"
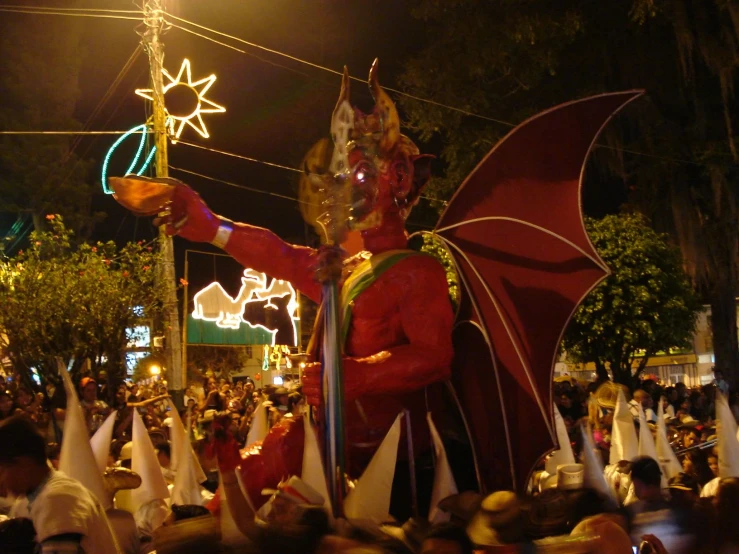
[306,249,425,358]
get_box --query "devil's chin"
[348,209,383,232]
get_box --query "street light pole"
[140,0,184,407]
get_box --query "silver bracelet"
[211,219,233,250]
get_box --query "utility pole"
[140,0,184,407]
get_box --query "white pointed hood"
[90,410,117,476]
[715,393,739,479]
[219,469,247,546]
[167,399,206,484]
[427,412,458,523]
[637,404,665,488]
[581,423,617,507]
[131,409,170,505]
[301,415,332,515]
[171,406,204,506]
[246,401,270,447]
[637,404,659,460]
[57,362,110,509]
[609,388,638,464]
[546,405,576,474]
[656,402,682,480]
[344,413,402,522]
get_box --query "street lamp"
[150,364,161,376]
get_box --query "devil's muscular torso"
[218,222,454,502]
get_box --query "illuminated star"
[135,58,225,142]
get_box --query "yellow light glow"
[135,58,225,142]
[150,364,161,375]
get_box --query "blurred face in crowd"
[559,394,572,409]
[709,455,719,477]
[682,456,694,474]
[82,382,98,404]
[245,382,254,395]
[0,458,36,496]
[0,394,13,416]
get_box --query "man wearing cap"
[80,377,111,434]
[0,416,121,553]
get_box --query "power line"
[167,14,512,126]
[168,12,730,167]
[0,7,142,20]
[175,140,303,173]
[0,131,149,135]
[0,5,141,14]
[169,165,309,205]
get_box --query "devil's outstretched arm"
[220,221,321,303]
[160,181,322,302]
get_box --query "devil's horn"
[332,66,351,121]
[368,58,400,155]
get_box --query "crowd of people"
[1,367,739,553]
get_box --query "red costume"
[113,63,643,501]
[159,61,454,505]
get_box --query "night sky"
[2,0,624,295]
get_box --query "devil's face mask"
[329,61,433,232]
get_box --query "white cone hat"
[131,409,170,505]
[546,405,576,474]
[609,388,638,464]
[90,410,117,476]
[581,423,617,507]
[57,361,110,509]
[427,412,458,523]
[344,413,402,522]
[171,404,203,506]
[637,404,659,460]
[219,469,247,546]
[167,399,206,484]
[246,402,269,447]
[656,402,681,480]
[637,404,665,488]
[715,393,739,479]
[301,415,332,515]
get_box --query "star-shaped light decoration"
[135,58,225,142]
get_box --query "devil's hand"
[154,181,221,243]
[301,358,365,407]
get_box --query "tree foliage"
[0,216,162,391]
[562,214,702,388]
[399,0,739,380]
[0,3,103,238]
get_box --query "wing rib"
[441,237,555,441]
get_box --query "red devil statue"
[120,60,455,508]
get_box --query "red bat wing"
[436,91,643,493]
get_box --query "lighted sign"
[136,58,225,142]
[191,269,299,347]
[101,124,156,194]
